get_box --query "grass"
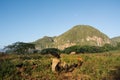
[0,51,120,80]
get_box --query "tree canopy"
[4,42,35,54]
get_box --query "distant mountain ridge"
[111,36,120,43]
[34,25,111,50]
[33,36,55,50]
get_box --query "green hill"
[34,25,111,50]
[54,25,111,49]
[111,36,120,45]
[33,36,55,50]
[111,36,120,43]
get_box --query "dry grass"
[0,51,120,80]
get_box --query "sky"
[0,0,120,48]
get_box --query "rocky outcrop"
[34,25,111,50]
[86,36,110,46]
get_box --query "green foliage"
[62,45,78,54]
[0,59,16,79]
[40,48,61,58]
[116,42,120,49]
[102,44,115,51]
[4,42,35,54]
[77,45,103,53]
[78,53,120,80]
[63,44,116,54]
[40,48,60,54]
[1,51,120,79]
[63,45,102,54]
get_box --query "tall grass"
[0,52,120,80]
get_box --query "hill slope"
[54,25,111,49]
[34,25,111,50]
[33,36,55,50]
[111,36,120,43]
[111,36,120,45]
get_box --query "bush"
[40,48,61,58]
[63,45,79,54]
[0,59,16,79]
[76,45,103,53]
[102,44,115,51]
[116,42,120,49]
[62,44,114,54]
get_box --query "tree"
[102,44,115,51]
[4,42,35,54]
[63,45,105,54]
[116,42,120,49]
[63,46,79,54]
[40,48,61,58]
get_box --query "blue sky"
[0,0,120,48]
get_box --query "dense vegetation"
[1,42,120,79]
[4,42,35,54]
[0,51,120,80]
[40,48,61,58]
[62,44,116,54]
[4,42,120,55]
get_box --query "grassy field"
[0,51,120,80]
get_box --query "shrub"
[63,45,112,54]
[63,45,79,54]
[40,48,61,58]
[102,44,115,52]
[0,59,16,79]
